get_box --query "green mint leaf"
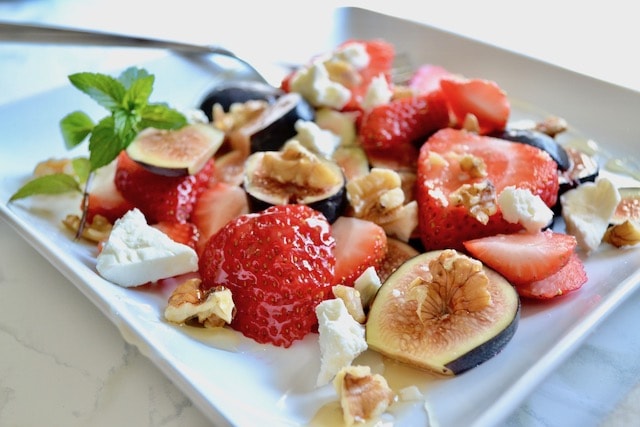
[9,174,81,202]
[71,157,91,184]
[68,72,126,111]
[88,116,127,170]
[118,67,151,89]
[139,103,187,130]
[113,108,141,144]
[123,74,154,111]
[60,111,95,149]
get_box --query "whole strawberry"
[199,204,336,348]
[359,91,449,169]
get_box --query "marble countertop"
[1,1,639,426]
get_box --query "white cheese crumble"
[96,208,198,287]
[290,119,341,158]
[361,73,393,111]
[289,62,351,110]
[561,177,621,254]
[315,298,368,387]
[498,186,554,233]
[332,42,370,69]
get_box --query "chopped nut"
[332,285,366,324]
[462,113,480,133]
[164,278,235,328]
[449,180,497,225]
[410,250,491,322]
[603,220,640,247]
[260,140,342,190]
[535,115,568,137]
[33,158,74,177]
[333,365,395,426]
[62,214,112,243]
[212,99,268,133]
[323,59,362,88]
[458,154,487,179]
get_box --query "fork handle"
[0,21,235,56]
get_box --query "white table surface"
[1,1,639,426]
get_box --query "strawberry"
[199,204,335,348]
[85,160,135,223]
[114,151,214,224]
[331,216,387,287]
[359,91,449,169]
[152,221,200,250]
[463,230,577,286]
[515,253,587,300]
[191,182,249,255]
[439,76,510,134]
[408,64,453,95]
[416,128,559,251]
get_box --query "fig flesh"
[125,123,224,177]
[243,140,346,222]
[366,249,519,376]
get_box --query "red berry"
[331,216,387,287]
[199,204,335,348]
[515,253,587,300]
[152,221,200,250]
[416,128,559,251]
[114,151,213,223]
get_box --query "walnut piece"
[164,278,235,328]
[535,115,568,137]
[346,168,418,241]
[458,154,487,179]
[62,214,112,243]
[332,285,366,324]
[333,365,395,426]
[212,99,268,133]
[33,158,74,177]
[410,250,492,322]
[323,59,362,88]
[449,180,497,225]
[603,220,640,248]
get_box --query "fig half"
[366,249,519,376]
[126,123,224,177]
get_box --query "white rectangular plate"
[1,7,639,427]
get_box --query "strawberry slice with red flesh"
[463,230,577,286]
[114,151,214,224]
[85,161,135,223]
[516,253,587,300]
[199,204,335,348]
[416,128,559,251]
[331,216,387,287]
[408,64,453,95]
[440,76,510,134]
[191,181,249,255]
[359,91,449,169]
[152,221,200,250]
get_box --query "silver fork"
[0,21,414,86]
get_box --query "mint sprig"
[10,67,187,204]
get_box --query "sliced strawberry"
[85,160,135,223]
[331,216,387,287]
[463,230,577,286]
[152,221,200,250]
[114,151,214,224]
[199,204,335,348]
[191,182,249,255]
[515,253,587,300]
[440,76,510,134]
[416,128,559,251]
[408,64,453,95]
[359,91,449,169]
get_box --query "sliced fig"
[492,128,570,171]
[610,187,640,224]
[125,123,224,177]
[198,80,283,120]
[229,92,315,155]
[558,147,600,193]
[366,249,519,376]
[243,140,346,222]
[377,237,420,283]
[332,145,369,181]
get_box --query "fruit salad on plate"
[8,39,640,425]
